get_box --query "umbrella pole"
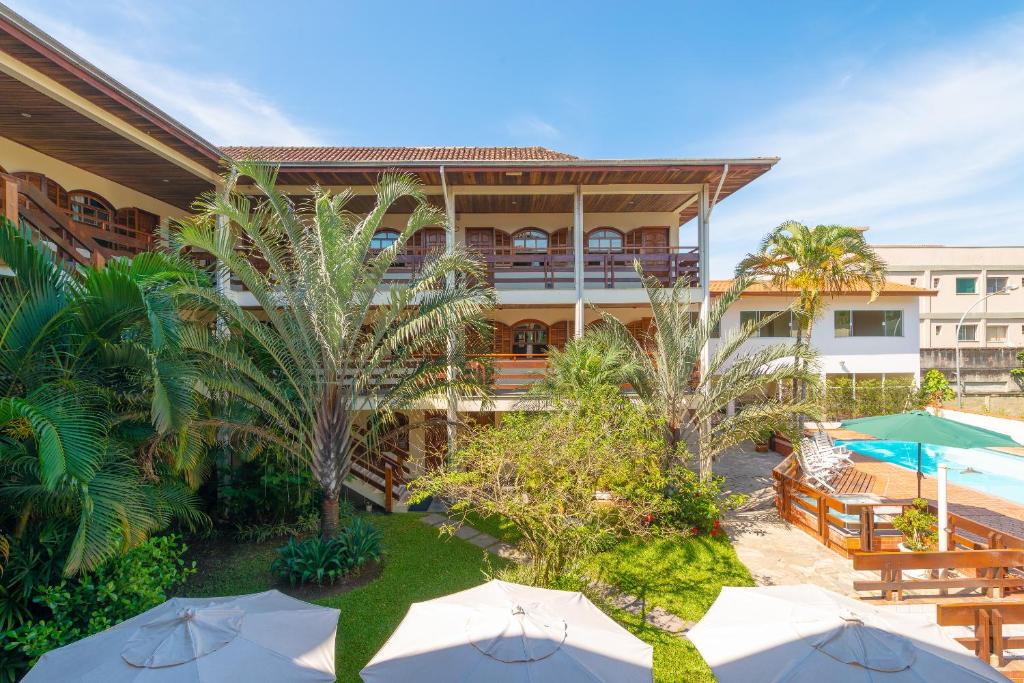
[916,442,922,499]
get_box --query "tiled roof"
[219,146,579,163]
[710,279,936,296]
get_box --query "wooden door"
[638,227,670,282]
[466,228,494,252]
[415,227,446,252]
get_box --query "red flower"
[711,529,719,537]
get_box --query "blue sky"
[8,1,1024,276]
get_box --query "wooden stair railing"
[2,174,109,268]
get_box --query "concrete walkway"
[715,445,870,596]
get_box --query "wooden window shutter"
[549,320,571,350]
[492,321,512,355]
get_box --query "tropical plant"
[4,535,195,678]
[528,333,640,400]
[173,161,495,536]
[892,498,938,552]
[593,270,818,480]
[660,467,745,536]
[413,387,669,587]
[918,369,955,408]
[271,517,382,586]
[736,221,886,398]
[1010,351,1024,390]
[0,218,208,580]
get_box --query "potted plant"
[753,428,773,453]
[892,498,938,577]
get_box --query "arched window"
[512,320,548,355]
[371,229,400,251]
[68,191,114,227]
[512,228,548,253]
[588,228,624,252]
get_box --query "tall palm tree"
[174,161,495,536]
[596,270,818,480]
[0,219,206,575]
[735,222,886,393]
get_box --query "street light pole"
[955,283,1020,408]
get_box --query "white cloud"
[9,9,320,146]
[505,115,562,142]
[705,17,1024,276]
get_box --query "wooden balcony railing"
[66,200,153,256]
[378,246,700,289]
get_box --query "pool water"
[838,439,1024,505]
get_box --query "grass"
[183,514,751,682]
[186,514,500,682]
[458,510,522,543]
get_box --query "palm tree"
[735,222,886,397]
[528,333,640,402]
[0,219,207,575]
[596,270,818,480]
[173,161,495,537]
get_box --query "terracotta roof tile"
[218,146,579,163]
[709,279,936,296]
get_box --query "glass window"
[957,324,977,342]
[69,192,113,226]
[371,229,400,250]
[587,228,623,252]
[932,277,940,288]
[834,310,904,337]
[512,229,548,253]
[955,277,977,294]
[740,310,796,338]
[511,322,548,355]
[986,277,1008,294]
[909,277,917,286]
[987,325,1008,343]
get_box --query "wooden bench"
[937,600,1024,667]
[852,549,1024,601]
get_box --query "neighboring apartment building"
[875,245,1024,394]
[710,280,931,389]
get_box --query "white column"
[697,184,711,372]
[937,464,949,552]
[442,176,458,461]
[573,185,585,338]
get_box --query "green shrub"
[892,498,937,551]
[214,449,319,528]
[3,536,195,677]
[342,517,384,569]
[271,518,383,587]
[660,468,745,536]
[918,369,955,407]
[822,377,924,419]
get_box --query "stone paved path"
[715,445,871,596]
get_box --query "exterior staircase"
[1,172,111,268]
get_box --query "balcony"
[378,245,699,290]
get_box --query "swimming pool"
[838,439,1024,505]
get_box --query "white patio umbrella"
[23,590,339,682]
[688,585,1008,682]
[360,579,653,682]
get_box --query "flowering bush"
[660,468,745,536]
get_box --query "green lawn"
[183,514,750,682]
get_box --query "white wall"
[933,407,1024,446]
[711,294,923,380]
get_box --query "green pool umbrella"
[841,411,1019,497]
